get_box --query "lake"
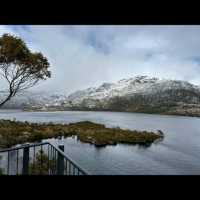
[0,109,200,175]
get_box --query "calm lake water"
[0,109,200,175]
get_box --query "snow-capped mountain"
[66,76,200,104]
[63,76,200,116]
[1,75,200,116]
[0,91,67,109]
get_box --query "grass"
[29,150,56,175]
[0,120,164,148]
[0,150,55,175]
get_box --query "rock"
[157,130,164,136]
[95,143,107,148]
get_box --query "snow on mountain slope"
[1,75,200,113]
[66,76,200,105]
[0,91,67,108]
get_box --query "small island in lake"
[0,120,164,148]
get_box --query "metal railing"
[0,142,89,175]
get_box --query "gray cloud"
[1,25,200,95]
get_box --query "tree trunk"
[0,94,13,107]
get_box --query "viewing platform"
[0,142,89,175]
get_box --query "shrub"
[29,150,56,175]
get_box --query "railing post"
[57,145,64,175]
[22,146,29,175]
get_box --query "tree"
[0,33,51,107]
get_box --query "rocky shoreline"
[23,106,200,118]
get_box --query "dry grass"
[0,120,163,148]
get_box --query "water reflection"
[0,110,200,174]
[137,143,152,149]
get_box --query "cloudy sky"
[0,25,200,95]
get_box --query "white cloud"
[1,25,200,94]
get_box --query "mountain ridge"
[1,75,200,117]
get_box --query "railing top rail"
[0,142,50,153]
[0,141,89,175]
